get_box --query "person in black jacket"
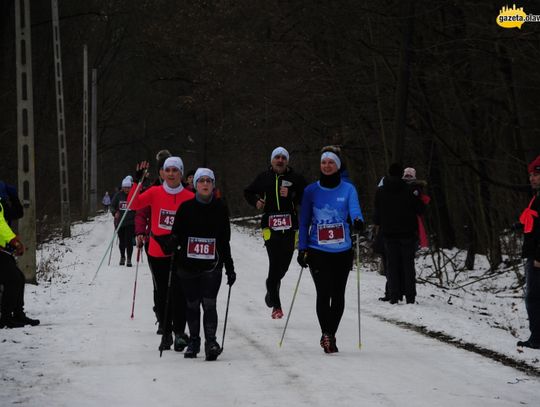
[373,163,425,304]
[517,155,540,349]
[171,168,236,360]
[244,147,307,319]
[111,176,136,266]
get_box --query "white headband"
[271,147,289,162]
[193,168,216,185]
[321,152,341,170]
[163,156,184,174]
[193,168,215,185]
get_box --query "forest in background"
[1,0,540,271]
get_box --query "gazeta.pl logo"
[497,4,540,29]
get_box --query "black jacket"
[522,191,540,262]
[244,167,307,229]
[374,176,425,239]
[171,197,233,273]
[110,190,135,226]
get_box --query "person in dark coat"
[244,147,307,319]
[517,155,540,349]
[0,199,39,328]
[171,168,235,360]
[373,163,425,304]
[111,176,136,266]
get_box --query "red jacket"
[128,183,194,257]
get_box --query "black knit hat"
[388,162,403,177]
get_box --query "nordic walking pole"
[355,234,362,349]
[279,266,304,347]
[160,252,175,358]
[220,285,232,354]
[130,247,142,319]
[107,232,116,266]
[90,169,147,284]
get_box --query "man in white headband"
[244,147,307,319]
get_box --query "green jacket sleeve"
[0,201,16,248]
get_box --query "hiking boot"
[378,295,390,302]
[265,292,273,308]
[126,259,132,267]
[205,339,222,361]
[184,336,201,359]
[271,308,284,319]
[174,333,189,352]
[517,339,540,349]
[0,315,26,328]
[158,333,173,351]
[119,257,126,266]
[13,312,40,326]
[320,333,333,353]
[406,296,415,304]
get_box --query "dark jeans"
[147,255,186,336]
[117,225,135,261]
[525,258,540,343]
[265,231,295,308]
[0,251,25,317]
[180,267,223,341]
[308,249,352,336]
[384,237,417,301]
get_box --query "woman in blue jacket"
[297,151,364,353]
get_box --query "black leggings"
[308,249,352,336]
[117,225,134,261]
[180,267,223,341]
[147,255,186,335]
[0,251,25,316]
[265,231,295,308]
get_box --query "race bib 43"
[158,209,176,230]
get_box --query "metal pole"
[130,247,142,319]
[89,69,98,214]
[51,0,71,238]
[15,0,37,283]
[220,285,232,352]
[355,234,362,349]
[278,267,304,347]
[81,45,89,221]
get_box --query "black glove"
[225,259,236,286]
[166,234,180,254]
[353,218,364,233]
[226,270,236,286]
[133,168,145,183]
[297,250,308,268]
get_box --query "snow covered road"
[1,215,538,406]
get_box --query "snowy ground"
[1,214,539,406]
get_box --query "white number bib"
[317,223,345,245]
[158,208,176,230]
[119,201,128,210]
[187,237,216,260]
[268,214,292,231]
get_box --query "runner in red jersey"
[128,156,195,352]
